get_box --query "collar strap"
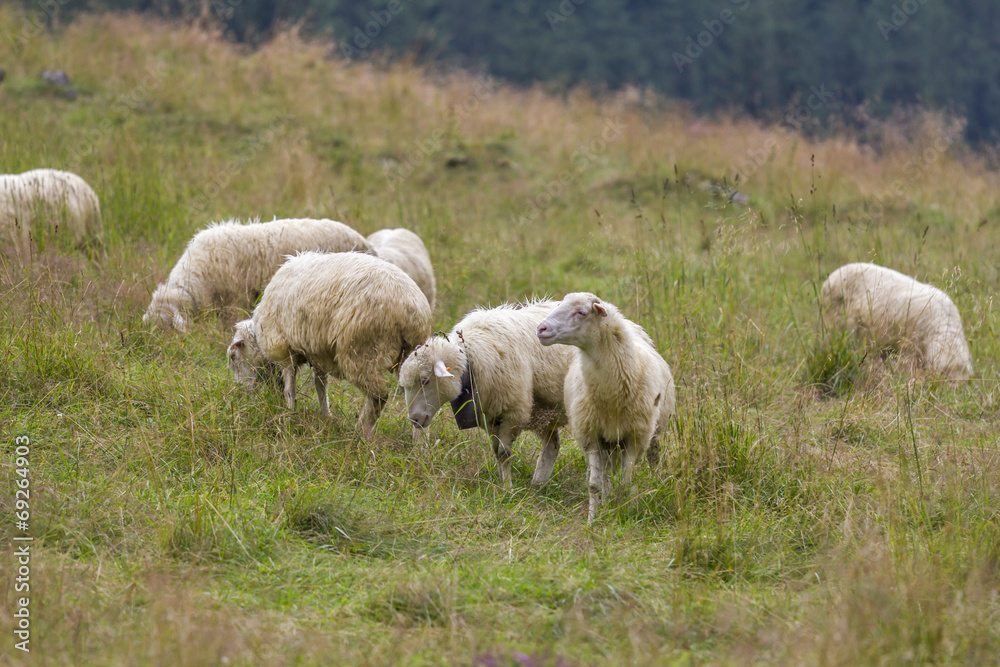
[450,363,483,429]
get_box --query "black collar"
[450,363,483,429]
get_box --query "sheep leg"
[621,442,638,485]
[645,438,661,468]
[531,424,560,486]
[489,423,515,489]
[359,394,387,439]
[313,371,330,418]
[586,446,606,524]
[281,365,297,410]
[617,442,642,508]
[266,362,284,393]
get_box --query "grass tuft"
[804,329,874,398]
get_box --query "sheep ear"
[232,337,245,349]
[434,360,454,378]
[593,302,608,317]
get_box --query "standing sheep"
[820,262,973,381]
[536,293,675,523]
[0,168,102,259]
[367,228,436,309]
[144,218,372,331]
[399,300,576,487]
[227,251,432,436]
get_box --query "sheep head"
[536,292,609,350]
[398,336,465,429]
[227,319,268,389]
[144,284,189,332]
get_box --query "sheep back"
[451,301,574,428]
[145,217,372,328]
[820,262,972,380]
[367,228,436,309]
[0,169,101,258]
[253,251,432,396]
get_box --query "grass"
[2,7,1000,665]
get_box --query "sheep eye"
[573,309,587,318]
[420,377,430,386]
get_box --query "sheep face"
[399,339,464,428]
[142,306,186,331]
[144,285,188,331]
[227,320,265,389]
[536,292,607,349]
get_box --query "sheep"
[0,168,102,259]
[536,292,675,523]
[819,262,973,381]
[398,300,577,487]
[227,251,432,436]
[144,217,372,332]
[367,227,436,309]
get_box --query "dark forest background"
[17,0,1000,143]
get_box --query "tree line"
[24,0,1000,143]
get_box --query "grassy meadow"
[4,8,1000,665]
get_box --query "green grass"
[2,7,1000,665]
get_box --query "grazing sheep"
[144,217,372,331]
[820,262,973,380]
[399,300,576,487]
[367,228,436,309]
[536,293,675,523]
[227,251,432,436]
[0,168,102,259]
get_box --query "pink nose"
[537,323,548,337]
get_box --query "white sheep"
[820,262,973,381]
[367,227,436,309]
[399,300,577,487]
[536,292,676,523]
[0,168,102,259]
[144,217,372,331]
[227,251,432,436]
